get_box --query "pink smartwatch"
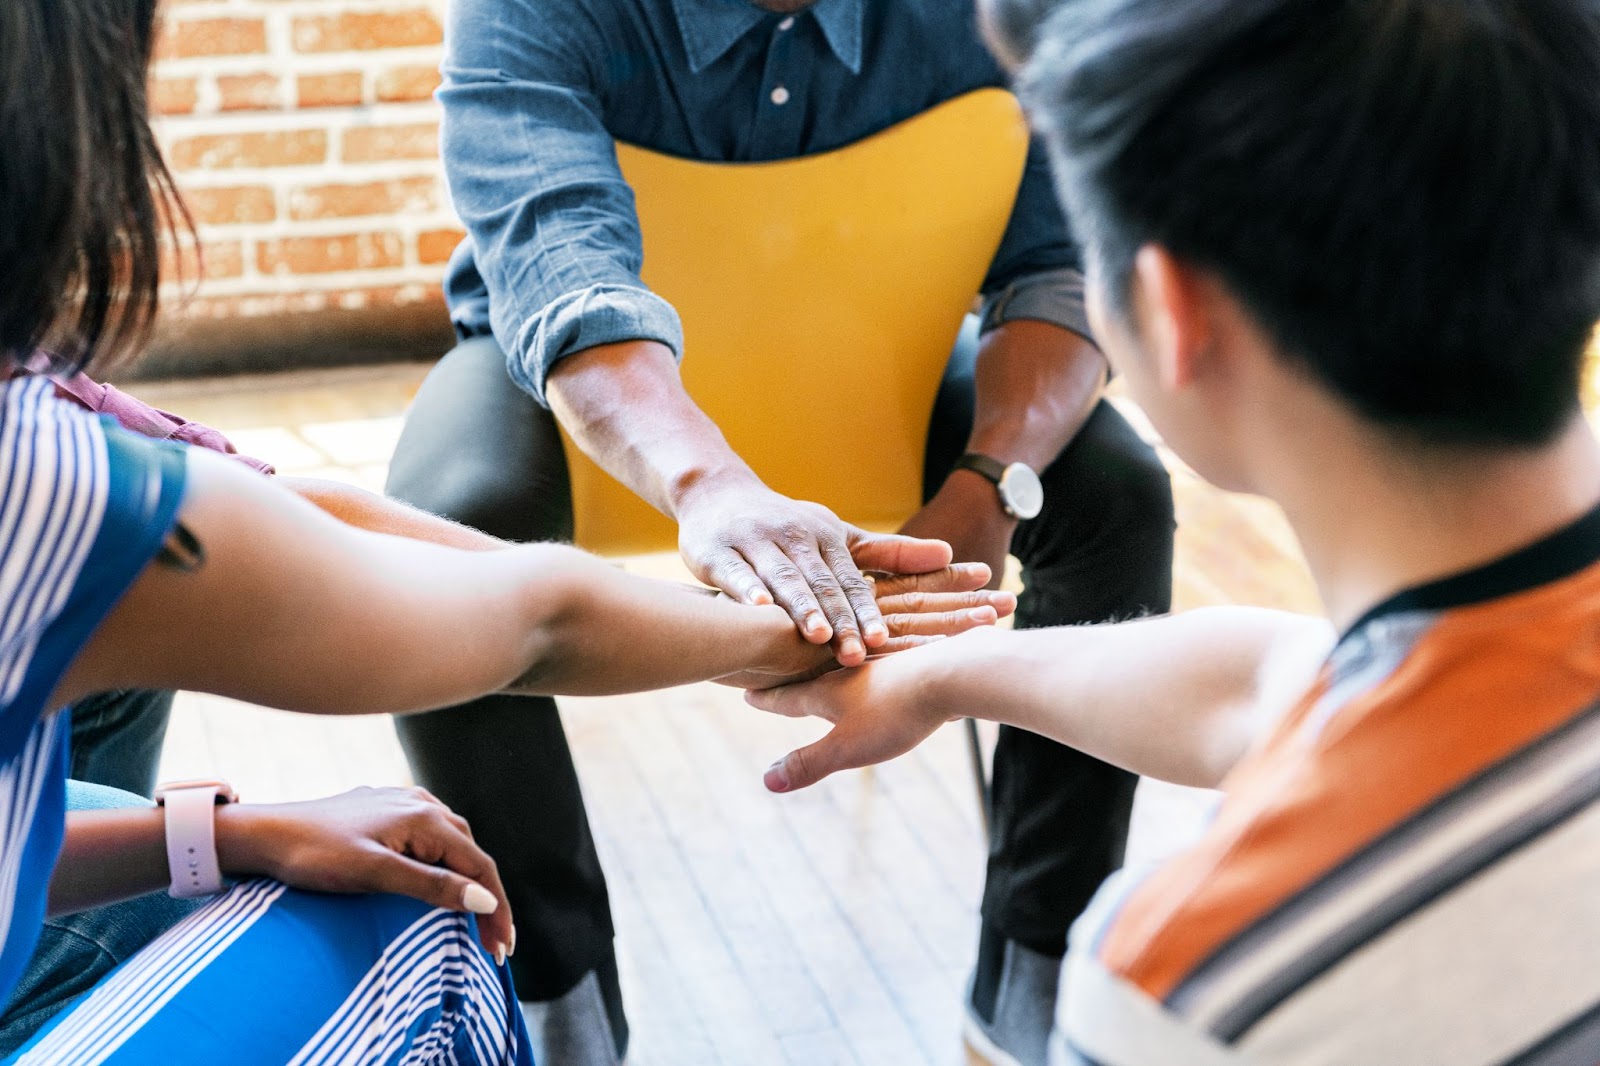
[154,779,238,899]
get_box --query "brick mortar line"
[162,273,447,300]
[152,100,439,135]
[154,46,443,77]
[177,215,463,242]
[161,0,447,15]
[164,161,447,185]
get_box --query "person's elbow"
[495,543,599,694]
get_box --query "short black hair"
[998,0,1600,447]
[0,0,188,375]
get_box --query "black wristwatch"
[954,453,1044,520]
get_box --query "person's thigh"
[7,882,533,1065]
[386,335,616,1002]
[0,783,201,1058]
[924,317,1176,617]
[924,322,1177,949]
[66,691,173,799]
[987,403,1174,947]
[1011,399,1175,628]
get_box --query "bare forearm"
[930,608,1334,787]
[546,340,757,517]
[59,456,799,714]
[507,548,806,695]
[50,806,275,915]
[966,320,1107,470]
[49,808,169,915]
[280,477,507,552]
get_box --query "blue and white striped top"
[0,376,187,1000]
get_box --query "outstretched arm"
[749,607,1335,792]
[278,476,508,552]
[54,450,1005,713]
[548,342,955,664]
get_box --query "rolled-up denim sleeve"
[979,267,1092,343]
[439,0,682,406]
[979,136,1094,344]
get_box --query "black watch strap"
[954,453,1009,484]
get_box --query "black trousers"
[384,319,1175,1001]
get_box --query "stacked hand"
[679,476,1019,786]
[679,481,963,665]
[745,633,987,793]
[216,786,514,962]
[720,561,1015,688]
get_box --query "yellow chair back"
[564,89,1031,555]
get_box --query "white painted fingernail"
[495,945,507,966]
[462,883,498,914]
[508,925,517,958]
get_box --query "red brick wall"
[146,0,465,375]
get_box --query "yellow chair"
[562,89,1032,554]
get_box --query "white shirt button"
[778,16,795,30]
[770,85,790,106]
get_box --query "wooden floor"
[131,364,1321,1066]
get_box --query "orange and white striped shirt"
[1057,506,1600,1066]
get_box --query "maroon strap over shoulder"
[48,372,276,476]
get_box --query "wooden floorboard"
[136,364,1316,1064]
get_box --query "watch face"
[999,463,1045,520]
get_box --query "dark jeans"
[0,694,195,1054]
[0,782,201,1057]
[386,317,1176,1004]
[63,689,173,798]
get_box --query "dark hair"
[0,0,189,376]
[1000,0,1600,447]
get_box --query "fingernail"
[865,623,888,644]
[462,883,499,915]
[495,945,507,966]
[765,759,791,792]
[842,638,864,660]
[751,589,774,605]
[509,925,517,958]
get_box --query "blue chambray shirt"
[440,0,1090,406]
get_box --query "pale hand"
[745,630,1000,792]
[216,786,514,962]
[678,479,955,665]
[720,562,1017,689]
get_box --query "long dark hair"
[0,0,191,376]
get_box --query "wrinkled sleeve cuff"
[980,267,1094,346]
[506,284,684,407]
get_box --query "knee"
[1019,406,1176,618]
[1100,429,1176,540]
[1044,406,1176,544]
[388,439,572,543]
[64,779,153,811]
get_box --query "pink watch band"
[160,785,227,899]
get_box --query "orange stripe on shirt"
[1098,563,1600,1002]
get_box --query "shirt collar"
[671,0,864,75]
[811,0,864,74]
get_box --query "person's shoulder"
[0,376,186,539]
[0,376,107,488]
[462,0,638,41]
[871,0,1006,87]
